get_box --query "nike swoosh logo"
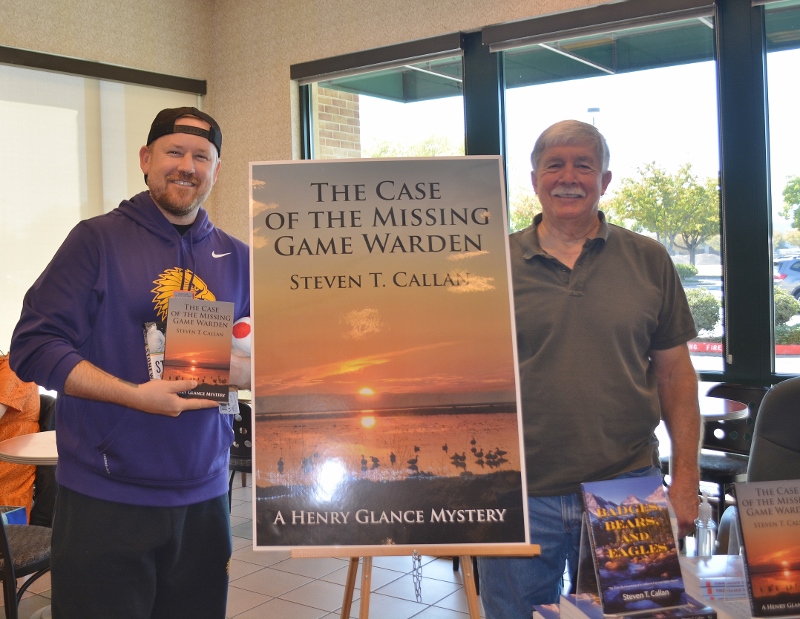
[212,251,232,258]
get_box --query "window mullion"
[715,0,774,383]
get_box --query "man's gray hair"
[530,120,610,173]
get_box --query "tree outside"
[604,163,719,265]
[780,175,800,230]
[508,186,541,232]
[364,135,464,158]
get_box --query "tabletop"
[699,396,749,421]
[0,430,57,465]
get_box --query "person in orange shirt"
[0,352,40,521]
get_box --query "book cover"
[162,297,234,402]
[561,593,716,619]
[734,480,800,617]
[143,321,166,380]
[250,157,528,550]
[581,476,687,615]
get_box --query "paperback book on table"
[679,555,747,601]
[560,592,716,619]
[162,297,235,402]
[581,476,689,615]
[733,479,800,618]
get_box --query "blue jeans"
[478,465,661,619]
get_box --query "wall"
[1,0,603,240]
[206,0,599,240]
[1,0,212,79]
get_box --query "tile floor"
[9,478,486,618]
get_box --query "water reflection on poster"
[250,158,528,549]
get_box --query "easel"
[291,544,540,619]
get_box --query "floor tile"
[375,574,462,605]
[354,592,428,619]
[417,558,465,584]
[231,521,253,539]
[229,558,265,581]
[271,556,348,579]
[232,597,329,618]
[433,591,486,617]
[232,566,312,597]
[412,606,471,618]
[225,584,271,618]
[320,563,405,590]
[230,501,253,518]
[279,579,352,612]
[372,555,419,572]
[232,545,290,567]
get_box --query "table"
[699,396,749,421]
[697,383,749,421]
[0,430,57,465]
[0,431,56,619]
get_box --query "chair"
[659,383,768,521]
[716,377,800,552]
[0,517,51,619]
[228,401,252,510]
[29,395,57,528]
[746,377,800,480]
[699,383,769,519]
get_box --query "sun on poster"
[249,157,528,550]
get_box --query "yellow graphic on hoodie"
[151,268,216,320]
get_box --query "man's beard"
[150,174,211,218]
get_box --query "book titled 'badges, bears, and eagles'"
[581,475,691,616]
[734,479,800,618]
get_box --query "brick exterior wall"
[313,85,361,159]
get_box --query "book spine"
[732,486,763,617]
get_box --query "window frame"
[294,0,785,386]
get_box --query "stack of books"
[558,592,716,619]
[680,555,747,602]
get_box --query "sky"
[249,158,518,406]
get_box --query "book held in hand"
[581,476,688,615]
[734,479,800,617]
[162,297,235,402]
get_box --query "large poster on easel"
[249,157,528,549]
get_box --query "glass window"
[765,0,800,375]
[308,55,465,160]
[0,63,197,352]
[502,16,722,372]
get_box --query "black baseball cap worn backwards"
[147,107,222,156]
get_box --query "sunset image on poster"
[249,157,528,549]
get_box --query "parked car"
[774,257,800,299]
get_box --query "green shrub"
[685,287,720,334]
[774,287,800,326]
[675,263,698,282]
[775,324,800,345]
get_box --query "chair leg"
[241,471,247,487]
[228,470,236,511]
[3,578,19,619]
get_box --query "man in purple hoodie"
[11,107,249,618]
